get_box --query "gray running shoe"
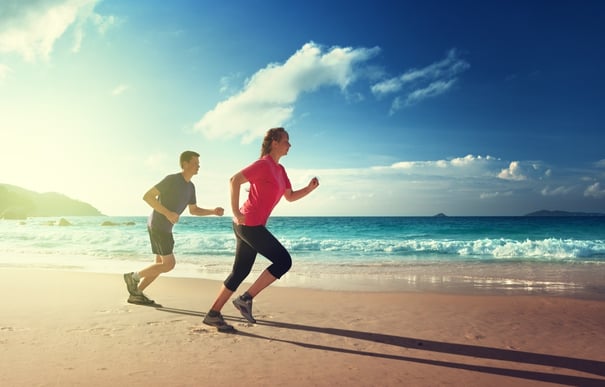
[127,293,162,307]
[123,272,141,296]
[203,312,235,333]
[232,297,256,323]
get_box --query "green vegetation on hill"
[0,184,103,219]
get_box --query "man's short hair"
[180,151,200,167]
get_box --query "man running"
[124,150,224,306]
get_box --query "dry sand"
[1,268,604,386]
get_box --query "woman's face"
[274,133,291,156]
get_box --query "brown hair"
[260,127,287,157]
[180,150,200,167]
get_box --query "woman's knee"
[269,252,292,278]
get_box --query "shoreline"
[1,268,604,386]
[1,255,604,300]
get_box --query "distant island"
[0,183,103,219]
[428,210,604,217]
[524,210,605,217]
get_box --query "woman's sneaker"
[232,296,256,323]
[203,312,235,333]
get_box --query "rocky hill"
[0,184,103,219]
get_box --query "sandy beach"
[1,268,604,386]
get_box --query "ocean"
[1,216,604,298]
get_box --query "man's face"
[183,156,200,175]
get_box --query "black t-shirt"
[147,173,196,232]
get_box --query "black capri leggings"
[224,223,292,291]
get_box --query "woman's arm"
[283,177,320,202]
[230,171,249,224]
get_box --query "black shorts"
[148,227,175,256]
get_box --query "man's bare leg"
[137,254,176,292]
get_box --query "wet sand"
[1,268,604,386]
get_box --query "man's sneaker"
[123,272,141,296]
[203,312,235,333]
[127,293,162,307]
[232,296,256,323]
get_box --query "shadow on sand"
[157,306,605,386]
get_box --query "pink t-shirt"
[240,155,292,226]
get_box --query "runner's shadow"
[255,319,605,377]
[156,306,205,316]
[235,330,605,386]
[157,306,605,385]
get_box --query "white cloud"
[367,155,555,194]
[371,48,470,113]
[480,191,513,199]
[584,182,605,198]
[498,161,527,181]
[383,155,497,176]
[389,96,404,113]
[404,79,456,106]
[90,12,117,34]
[388,160,435,169]
[370,77,402,95]
[402,49,470,84]
[284,155,518,215]
[0,0,112,62]
[283,155,604,215]
[450,154,495,167]
[219,73,244,95]
[541,185,574,196]
[195,45,470,142]
[595,159,605,168]
[194,42,380,143]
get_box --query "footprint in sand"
[464,330,486,340]
[147,319,185,326]
[189,327,211,334]
[67,327,119,336]
[1,326,30,332]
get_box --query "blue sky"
[1,0,604,216]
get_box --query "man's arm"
[189,205,224,217]
[143,186,179,224]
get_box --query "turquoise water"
[1,216,604,297]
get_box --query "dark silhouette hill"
[0,183,103,219]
